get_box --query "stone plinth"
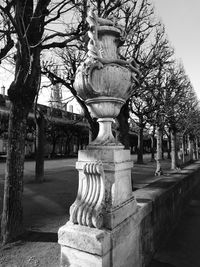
[58,146,138,267]
[73,147,137,228]
[59,222,111,267]
[58,214,142,267]
[77,148,134,206]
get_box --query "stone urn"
[74,10,140,146]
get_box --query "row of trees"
[0,0,200,244]
[130,63,199,174]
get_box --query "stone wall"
[133,162,200,267]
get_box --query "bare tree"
[177,85,199,164]
[0,0,85,244]
[0,7,14,63]
[130,25,174,170]
[130,92,155,163]
[163,64,190,169]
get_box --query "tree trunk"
[170,128,179,170]
[64,135,73,156]
[185,135,188,155]
[117,101,130,149]
[35,113,45,182]
[161,132,165,159]
[137,123,144,164]
[1,104,28,244]
[188,135,194,162]
[150,135,155,161]
[51,140,57,157]
[167,134,171,159]
[0,0,51,245]
[155,126,163,176]
[195,137,199,160]
[150,126,156,161]
[181,134,185,164]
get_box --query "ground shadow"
[148,260,175,267]
[19,230,58,243]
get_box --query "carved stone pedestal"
[58,147,138,267]
[58,8,142,266]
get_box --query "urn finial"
[74,9,140,146]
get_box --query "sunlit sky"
[152,0,200,100]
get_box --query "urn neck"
[89,118,118,146]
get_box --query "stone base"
[60,245,110,267]
[58,222,111,267]
[58,204,148,267]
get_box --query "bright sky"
[152,0,200,100]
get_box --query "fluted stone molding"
[69,161,105,229]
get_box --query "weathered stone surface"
[60,246,110,267]
[76,148,134,210]
[77,148,131,163]
[73,9,140,147]
[58,200,152,267]
[69,161,105,229]
[104,196,138,229]
[69,147,135,230]
[59,202,151,267]
[73,9,139,103]
[58,143,139,266]
[58,222,111,256]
